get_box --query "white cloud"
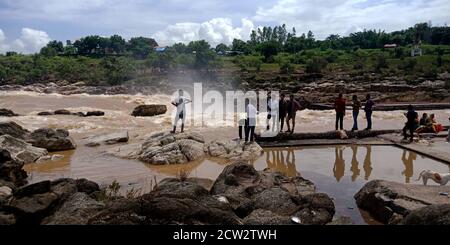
[0,28,51,54]
[254,0,450,39]
[154,18,254,47]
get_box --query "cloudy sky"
[0,0,449,53]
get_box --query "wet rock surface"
[0,135,48,164]
[355,180,450,224]
[0,109,19,117]
[137,132,206,165]
[131,105,167,117]
[85,131,129,147]
[28,128,76,152]
[210,162,334,225]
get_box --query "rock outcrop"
[210,162,334,225]
[0,121,29,139]
[400,204,450,225]
[0,109,18,117]
[0,149,28,187]
[355,180,450,224]
[138,132,205,165]
[205,141,263,161]
[28,128,76,152]
[0,121,76,152]
[85,131,129,147]
[0,135,48,164]
[131,105,167,117]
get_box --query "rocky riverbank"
[355,180,450,224]
[0,154,339,225]
[240,72,450,104]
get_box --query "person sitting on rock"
[171,89,191,134]
[403,105,419,142]
[429,114,444,133]
[415,113,430,133]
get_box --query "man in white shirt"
[245,98,258,142]
[171,89,191,134]
[269,94,280,132]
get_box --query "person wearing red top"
[334,93,346,130]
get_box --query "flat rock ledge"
[110,131,264,165]
[355,180,450,224]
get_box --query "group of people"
[334,93,375,131]
[240,93,302,143]
[402,105,445,141]
[170,89,449,143]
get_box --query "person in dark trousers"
[286,94,301,134]
[266,92,272,130]
[351,95,361,131]
[278,94,287,132]
[364,94,375,130]
[245,98,258,142]
[334,93,346,130]
[403,105,419,142]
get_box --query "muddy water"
[2,91,450,224]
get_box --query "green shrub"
[306,57,328,73]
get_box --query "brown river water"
[1,91,450,225]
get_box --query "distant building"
[383,44,397,49]
[154,46,167,53]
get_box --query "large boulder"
[139,178,242,225]
[88,197,144,225]
[0,149,28,187]
[5,178,100,224]
[85,131,129,147]
[131,105,167,117]
[41,192,105,225]
[54,109,71,115]
[0,135,48,163]
[400,204,450,225]
[28,128,76,152]
[204,140,263,161]
[0,121,29,139]
[138,132,205,165]
[210,162,333,225]
[0,109,18,117]
[354,180,450,224]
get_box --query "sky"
[0,0,449,54]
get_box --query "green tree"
[188,40,216,69]
[306,57,328,74]
[127,37,158,59]
[215,43,230,54]
[109,35,126,54]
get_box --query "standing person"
[269,94,279,132]
[351,95,361,131]
[402,105,419,142]
[447,118,450,142]
[245,98,258,143]
[266,92,272,131]
[364,94,375,130]
[278,94,288,132]
[286,94,301,134]
[334,93,346,131]
[171,89,191,134]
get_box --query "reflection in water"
[265,149,298,177]
[262,145,427,184]
[333,147,345,182]
[350,146,361,182]
[401,150,416,183]
[363,146,373,180]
